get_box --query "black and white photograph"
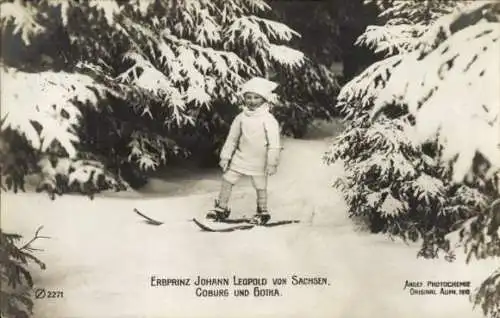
[1,0,499,317]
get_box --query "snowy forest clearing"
[1,136,497,318]
[1,1,499,317]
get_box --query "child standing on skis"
[206,77,281,225]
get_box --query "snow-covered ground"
[1,121,497,318]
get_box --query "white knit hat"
[240,77,278,102]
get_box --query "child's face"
[244,93,265,110]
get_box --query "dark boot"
[250,208,270,225]
[206,200,231,221]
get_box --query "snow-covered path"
[1,128,497,318]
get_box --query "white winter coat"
[220,104,281,176]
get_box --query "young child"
[206,77,281,225]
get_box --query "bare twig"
[20,226,50,252]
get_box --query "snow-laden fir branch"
[1,67,113,158]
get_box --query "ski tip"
[259,220,301,227]
[192,218,216,232]
[133,208,164,226]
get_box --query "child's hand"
[266,165,277,176]
[219,159,229,172]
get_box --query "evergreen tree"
[269,0,379,80]
[0,227,47,318]
[0,0,337,195]
[325,1,499,316]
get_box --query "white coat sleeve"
[220,115,242,161]
[266,116,281,167]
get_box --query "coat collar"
[242,103,270,117]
